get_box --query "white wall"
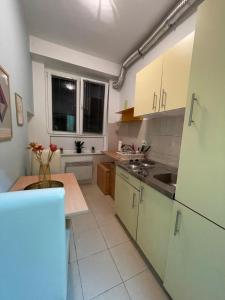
[108,80,120,123]
[120,14,197,109]
[0,0,33,191]
[28,61,49,147]
[30,36,120,78]
[28,61,121,150]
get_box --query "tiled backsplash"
[111,115,184,167]
[145,116,184,167]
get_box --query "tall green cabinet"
[175,0,225,228]
[164,0,225,299]
[164,202,225,300]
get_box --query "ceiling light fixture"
[78,0,118,24]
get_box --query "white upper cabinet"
[161,33,194,112]
[134,33,194,116]
[134,56,163,116]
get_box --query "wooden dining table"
[10,173,89,218]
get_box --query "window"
[82,80,105,134]
[52,76,77,132]
[47,70,108,136]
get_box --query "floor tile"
[72,212,98,236]
[75,228,107,260]
[110,241,146,281]
[78,250,122,300]
[69,233,77,262]
[92,284,130,300]
[93,207,117,226]
[100,220,129,248]
[125,270,169,300]
[67,261,83,300]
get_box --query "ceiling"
[21,0,177,63]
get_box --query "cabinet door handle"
[152,92,157,111]
[161,89,167,109]
[132,192,136,208]
[174,210,182,236]
[140,186,144,203]
[188,93,198,126]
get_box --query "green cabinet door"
[137,182,173,280]
[176,0,225,227]
[164,201,225,300]
[115,174,139,240]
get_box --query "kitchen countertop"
[102,151,127,161]
[103,150,145,161]
[117,160,177,200]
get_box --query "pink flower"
[50,144,57,152]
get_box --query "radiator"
[65,161,93,183]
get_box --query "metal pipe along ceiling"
[112,0,203,90]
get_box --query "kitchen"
[0,0,225,299]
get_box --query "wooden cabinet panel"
[161,32,194,111]
[175,0,225,227]
[137,182,173,280]
[134,56,163,116]
[164,202,225,300]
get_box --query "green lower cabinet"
[115,174,139,240]
[137,182,173,280]
[164,202,225,300]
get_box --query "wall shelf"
[116,107,142,122]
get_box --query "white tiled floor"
[67,184,170,300]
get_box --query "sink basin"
[154,173,177,186]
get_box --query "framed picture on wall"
[15,93,24,126]
[0,66,12,141]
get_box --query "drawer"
[116,166,140,190]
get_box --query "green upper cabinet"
[137,182,173,280]
[115,168,140,240]
[164,202,225,300]
[175,0,225,228]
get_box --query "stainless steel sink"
[154,173,177,186]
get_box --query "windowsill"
[61,150,103,157]
[50,132,106,138]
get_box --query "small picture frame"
[15,93,24,126]
[0,66,12,141]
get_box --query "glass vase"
[39,163,51,182]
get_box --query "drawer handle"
[132,192,136,208]
[174,210,182,236]
[188,93,198,126]
[161,89,167,109]
[140,186,144,203]
[152,92,157,111]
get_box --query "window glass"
[52,76,76,132]
[83,80,105,134]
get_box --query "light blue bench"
[0,188,69,300]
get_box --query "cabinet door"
[161,32,194,111]
[137,183,173,280]
[175,0,225,227]
[134,56,163,116]
[115,174,139,240]
[164,202,225,300]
